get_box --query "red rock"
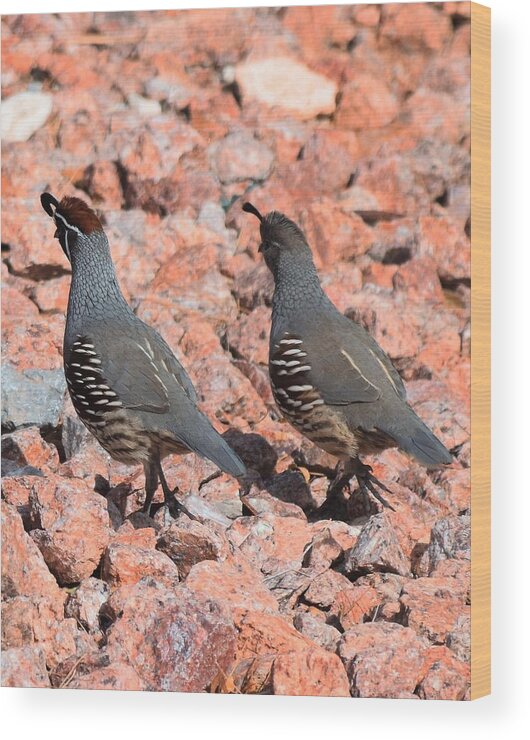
[404,88,469,145]
[225,305,270,366]
[393,256,445,304]
[381,3,452,51]
[101,527,178,588]
[1,427,59,474]
[272,650,350,697]
[106,579,237,692]
[1,503,64,605]
[295,131,359,195]
[1,595,89,670]
[228,513,313,575]
[2,206,70,279]
[417,646,470,700]
[282,4,355,57]
[78,160,124,210]
[186,556,278,612]
[302,527,343,571]
[338,622,428,698]
[353,4,381,27]
[32,275,70,314]
[1,284,39,326]
[400,577,467,644]
[362,261,397,290]
[156,518,228,579]
[300,201,374,265]
[336,73,399,130]
[231,611,314,669]
[2,315,64,371]
[418,215,470,282]
[189,91,241,140]
[29,476,111,585]
[303,569,356,612]
[53,650,146,691]
[1,645,50,688]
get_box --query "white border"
[2,1,530,737]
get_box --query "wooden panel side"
[470,1,491,701]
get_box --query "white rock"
[1,91,53,143]
[235,57,338,121]
[127,93,161,118]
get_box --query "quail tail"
[169,403,246,478]
[382,407,453,468]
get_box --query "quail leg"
[349,457,395,512]
[156,459,196,520]
[323,457,395,517]
[142,460,159,515]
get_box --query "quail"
[242,202,452,512]
[40,192,246,517]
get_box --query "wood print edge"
[470,0,491,701]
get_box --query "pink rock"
[272,650,350,697]
[339,622,428,698]
[417,646,470,700]
[1,427,59,474]
[156,518,228,579]
[336,73,399,130]
[1,645,50,688]
[400,576,468,644]
[106,579,237,692]
[2,503,64,605]
[29,476,111,584]
[101,527,178,588]
[209,130,274,184]
[186,556,278,613]
[1,595,90,670]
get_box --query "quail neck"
[271,248,327,331]
[67,230,132,330]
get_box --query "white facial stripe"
[63,228,71,261]
[54,211,83,235]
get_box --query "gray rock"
[1,364,66,431]
[293,611,341,652]
[343,512,411,577]
[425,514,470,573]
[1,91,53,143]
[61,410,92,459]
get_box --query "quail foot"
[242,202,452,516]
[41,193,246,518]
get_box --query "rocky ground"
[2,4,471,698]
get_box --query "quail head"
[242,201,452,513]
[41,192,246,516]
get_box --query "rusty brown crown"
[41,192,103,235]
